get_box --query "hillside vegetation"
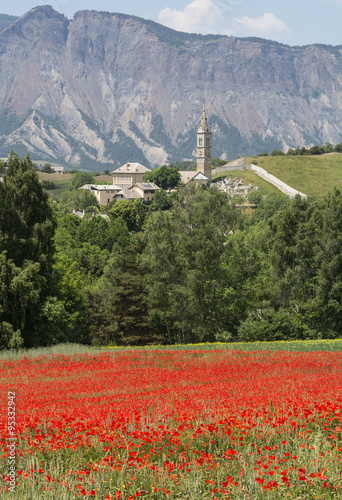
[254,154,342,197]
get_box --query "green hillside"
[253,153,342,197]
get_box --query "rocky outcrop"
[0,6,342,168]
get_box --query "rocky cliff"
[0,6,342,168]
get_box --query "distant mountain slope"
[0,6,342,169]
[0,14,18,32]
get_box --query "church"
[179,106,212,186]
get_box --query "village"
[76,108,258,207]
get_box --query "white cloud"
[157,3,291,41]
[158,0,229,35]
[234,13,292,39]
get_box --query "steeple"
[196,106,212,182]
[198,106,210,133]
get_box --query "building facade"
[79,184,122,205]
[112,163,150,189]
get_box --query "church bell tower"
[196,106,212,182]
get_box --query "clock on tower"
[196,106,211,181]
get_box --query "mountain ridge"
[0,6,342,169]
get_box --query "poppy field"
[1,344,342,499]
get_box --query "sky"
[3,0,342,47]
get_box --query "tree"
[144,165,181,190]
[151,189,171,211]
[238,308,313,342]
[248,190,263,206]
[88,236,162,346]
[309,145,325,155]
[60,189,99,214]
[77,217,108,248]
[324,143,334,153]
[238,195,318,342]
[69,171,95,190]
[0,152,55,274]
[42,163,53,173]
[41,256,89,344]
[108,217,131,249]
[246,192,289,226]
[0,253,43,348]
[0,152,56,347]
[141,186,242,343]
[211,158,228,168]
[109,199,141,232]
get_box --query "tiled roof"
[112,163,150,174]
[179,171,198,184]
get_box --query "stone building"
[112,163,150,189]
[79,184,122,205]
[114,182,160,203]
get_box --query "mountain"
[0,5,342,169]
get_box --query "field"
[38,172,73,199]
[37,173,113,200]
[1,341,341,499]
[253,154,342,198]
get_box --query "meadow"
[1,340,341,499]
[37,172,113,199]
[254,154,342,198]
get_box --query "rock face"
[0,5,342,168]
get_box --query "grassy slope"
[38,172,73,200]
[254,154,342,197]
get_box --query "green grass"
[212,169,280,196]
[254,154,342,197]
[38,172,73,199]
[1,338,342,361]
[100,339,342,352]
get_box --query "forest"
[1,151,342,349]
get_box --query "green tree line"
[261,141,342,157]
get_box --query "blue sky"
[3,0,342,46]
